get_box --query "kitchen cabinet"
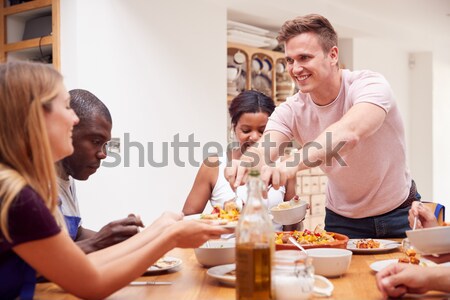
[296,167,327,229]
[0,0,60,70]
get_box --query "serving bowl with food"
[270,198,308,225]
[275,227,349,250]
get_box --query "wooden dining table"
[34,246,448,300]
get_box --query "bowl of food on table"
[274,226,349,250]
[406,224,450,255]
[306,248,353,277]
[194,239,236,267]
[270,197,308,225]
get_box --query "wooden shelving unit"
[227,42,295,106]
[0,0,60,70]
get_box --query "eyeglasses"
[98,141,110,155]
[99,138,120,155]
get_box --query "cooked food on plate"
[355,239,381,249]
[200,201,240,224]
[398,248,420,265]
[275,226,335,245]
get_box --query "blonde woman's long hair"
[0,61,66,241]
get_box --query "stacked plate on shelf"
[227,20,278,49]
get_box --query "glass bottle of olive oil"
[236,169,274,300]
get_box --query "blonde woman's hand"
[168,220,232,248]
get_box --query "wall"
[409,52,433,201]
[60,0,227,229]
[433,46,450,210]
[59,1,449,229]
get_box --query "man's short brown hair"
[277,14,338,53]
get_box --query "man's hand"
[76,214,144,253]
[376,263,439,298]
[260,159,299,190]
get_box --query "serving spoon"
[288,236,308,256]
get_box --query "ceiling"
[226,0,450,52]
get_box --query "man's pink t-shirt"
[265,69,411,218]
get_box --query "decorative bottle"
[235,169,274,300]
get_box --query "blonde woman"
[0,61,229,299]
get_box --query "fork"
[412,201,423,230]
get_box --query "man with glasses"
[58,89,144,254]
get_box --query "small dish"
[252,58,263,72]
[262,58,272,73]
[145,257,182,274]
[270,200,308,225]
[195,239,235,267]
[206,263,236,286]
[251,74,272,95]
[369,258,437,272]
[306,248,352,277]
[275,62,285,74]
[347,239,400,254]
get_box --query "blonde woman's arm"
[14,219,229,300]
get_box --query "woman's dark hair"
[228,90,276,128]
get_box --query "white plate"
[184,214,238,228]
[370,258,437,272]
[206,263,236,286]
[406,226,450,255]
[145,257,182,274]
[347,239,400,253]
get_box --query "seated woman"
[182,90,297,230]
[0,61,230,299]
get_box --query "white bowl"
[406,226,450,255]
[194,239,235,267]
[270,200,308,225]
[306,248,352,277]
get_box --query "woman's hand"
[408,202,438,229]
[168,220,232,248]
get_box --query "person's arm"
[182,156,218,216]
[76,226,96,240]
[262,102,386,188]
[225,131,290,189]
[227,102,386,189]
[376,264,450,298]
[75,214,144,254]
[14,215,230,300]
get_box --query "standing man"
[59,89,144,253]
[225,14,419,238]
